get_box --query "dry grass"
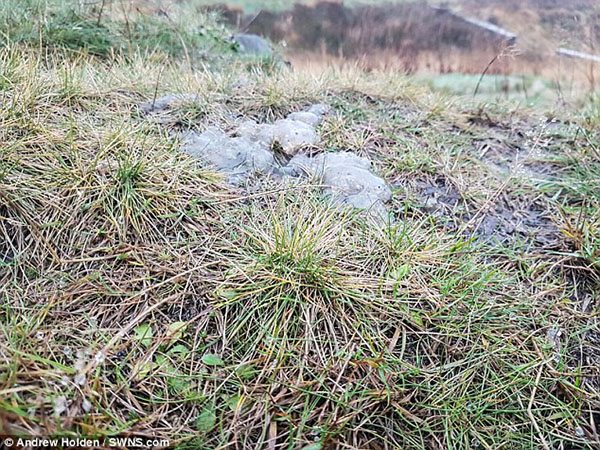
[0,3,599,449]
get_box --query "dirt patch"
[394,173,561,248]
[473,196,560,248]
[392,174,466,232]
[471,118,579,182]
[476,136,520,170]
[414,176,463,215]
[475,134,559,180]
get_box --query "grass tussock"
[0,13,599,449]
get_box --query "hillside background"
[192,0,600,104]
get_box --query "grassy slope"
[1,2,599,449]
[196,0,599,54]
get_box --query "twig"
[241,9,263,34]
[474,44,515,97]
[151,66,165,111]
[96,0,107,26]
[474,54,500,97]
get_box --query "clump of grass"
[560,207,600,272]
[0,119,221,265]
[537,131,600,272]
[42,10,116,56]
[171,192,594,448]
[215,194,370,354]
[0,44,228,441]
[205,195,411,446]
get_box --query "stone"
[154,101,392,221]
[140,93,197,114]
[237,118,319,156]
[233,34,273,57]
[236,121,274,150]
[270,119,319,155]
[307,104,332,117]
[286,111,321,127]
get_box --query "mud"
[393,174,466,230]
[476,135,560,180]
[474,196,559,247]
[394,171,560,248]
[415,176,463,216]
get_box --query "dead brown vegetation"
[209,0,599,93]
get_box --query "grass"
[416,73,555,106]
[0,3,599,449]
[0,0,235,60]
